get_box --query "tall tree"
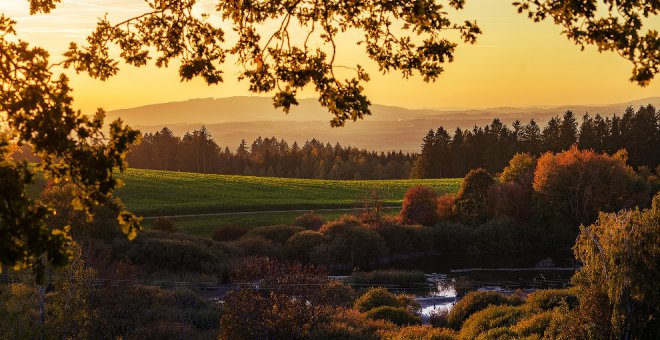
[411,130,436,179]
[520,119,543,155]
[558,110,578,150]
[578,114,597,150]
[542,116,563,152]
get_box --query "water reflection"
[416,268,574,317]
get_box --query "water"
[382,251,577,317]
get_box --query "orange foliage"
[436,194,457,221]
[399,186,439,226]
[533,146,641,225]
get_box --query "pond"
[380,251,577,317]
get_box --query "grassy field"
[116,168,462,216]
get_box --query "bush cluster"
[353,288,421,326]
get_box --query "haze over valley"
[109,96,660,152]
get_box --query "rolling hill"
[107,96,660,153]
[116,168,461,217]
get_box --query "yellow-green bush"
[316,216,388,268]
[458,305,530,339]
[354,287,403,312]
[283,230,327,263]
[525,288,577,311]
[510,310,555,337]
[364,306,421,326]
[310,308,394,340]
[446,291,522,329]
[379,325,458,340]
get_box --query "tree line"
[126,127,415,180]
[412,105,659,178]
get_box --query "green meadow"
[116,168,461,216]
[114,168,460,237]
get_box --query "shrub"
[220,289,333,340]
[458,305,529,339]
[379,325,458,340]
[310,308,394,340]
[455,168,494,226]
[447,291,522,329]
[436,194,457,221]
[227,236,283,259]
[365,306,421,326]
[89,286,220,338]
[317,281,357,308]
[525,288,578,311]
[126,321,202,340]
[316,216,388,268]
[349,270,427,286]
[293,211,326,230]
[429,308,450,328]
[399,186,439,226]
[547,287,613,339]
[510,309,555,337]
[125,231,229,274]
[152,217,177,233]
[430,222,473,254]
[471,326,518,340]
[229,257,330,300]
[246,225,304,245]
[471,217,529,254]
[372,219,433,254]
[284,230,327,263]
[212,224,247,242]
[354,287,402,312]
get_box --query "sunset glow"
[2,0,659,114]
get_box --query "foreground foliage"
[0,16,139,280]
[572,193,660,338]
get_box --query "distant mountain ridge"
[107,96,660,153]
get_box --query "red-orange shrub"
[436,194,457,221]
[399,186,439,226]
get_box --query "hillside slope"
[116,168,461,216]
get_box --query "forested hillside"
[412,105,659,178]
[126,130,416,179]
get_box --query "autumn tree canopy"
[572,193,660,338]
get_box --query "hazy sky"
[1,0,659,114]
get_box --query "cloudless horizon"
[2,0,659,115]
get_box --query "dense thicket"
[126,127,415,179]
[412,105,660,178]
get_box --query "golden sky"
[1,0,659,114]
